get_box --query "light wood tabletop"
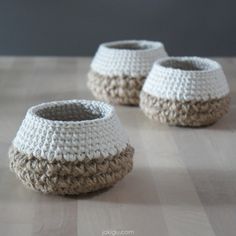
[0,57,235,236]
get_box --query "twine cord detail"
[88,71,145,105]
[140,91,230,127]
[9,145,134,195]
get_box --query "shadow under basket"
[88,40,168,106]
[9,100,134,195]
[140,57,230,127]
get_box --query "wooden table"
[0,57,235,236]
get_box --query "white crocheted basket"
[140,57,230,126]
[9,100,134,195]
[88,40,168,105]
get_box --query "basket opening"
[107,42,151,50]
[35,103,105,121]
[161,59,212,71]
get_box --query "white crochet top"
[142,57,230,101]
[91,40,168,77]
[13,100,129,161]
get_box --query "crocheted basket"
[140,57,230,127]
[88,40,168,105]
[9,100,134,195]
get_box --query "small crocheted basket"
[140,57,230,126]
[88,40,168,105]
[9,100,134,195]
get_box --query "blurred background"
[0,0,235,56]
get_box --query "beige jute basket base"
[87,70,145,106]
[9,145,134,195]
[140,91,230,127]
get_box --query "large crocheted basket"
[140,57,230,127]
[88,40,168,105]
[9,100,134,195]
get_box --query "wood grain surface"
[0,57,235,236]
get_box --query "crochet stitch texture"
[9,100,134,194]
[88,40,168,105]
[140,57,230,126]
[13,100,129,161]
[9,145,134,195]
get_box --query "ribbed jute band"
[9,145,134,195]
[140,91,230,127]
[88,70,145,105]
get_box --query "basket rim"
[27,99,115,126]
[154,56,222,74]
[100,40,164,52]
